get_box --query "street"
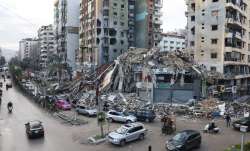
[0,82,249,151]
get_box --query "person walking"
[225,114,231,127]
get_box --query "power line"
[0,2,39,28]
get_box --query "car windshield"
[116,127,128,134]
[123,112,130,116]
[239,118,250,123]
[173,132,187,142]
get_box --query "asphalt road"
[0,80,249,151]
[0,81,88,151]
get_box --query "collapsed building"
[98,48,211,104]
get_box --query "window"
[114,21,117,25]
[211,25,218,30]
[113,12,118,16]
[170,41,174,44]
[211,53,217,58]
[121,32,124,37]
[211,39,218,44]
[190,41,195,46]
[211,66,217,72]
[211,10,219,16]
[121,4,124,9]
[120,22,124,26]
[191,16,195,21]
[212,0,219,2]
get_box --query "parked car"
[131,109,156,122]
[55,100,71,110]
[25,120,44,139]
[0,82,3,87]
[108,123,147,146]
[106,110,137,123]
[233,117,250,132]
[166,130,201,151]
[76,105,97,117]
[7,75,11,79]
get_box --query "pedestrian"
[225,114,231,127]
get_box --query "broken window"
[109,29,117,36]
[210,67,217,72]
[211,53,217,58]
[211,25,218,31]
[184,75,193,83]
[211,39,218,44]
[110,38,117,45]
[191,16,195,21]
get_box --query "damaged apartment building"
[78,0,163,69]
[99,48,207,104]
[186,0,250,99]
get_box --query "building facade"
[160,33,186,52]
[79,0,129,67]
[186,0,249,74]
[54,0,79,71]
[135,0,163,49]
[18,38,40,60]
[38,25,55,68]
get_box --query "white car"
[108,123,147,146]
[106,110,137,123]
[76,105,97,117]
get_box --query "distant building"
[135,0,163,49]
[18,38,40,61]
[160,33,186,52]
[54,0,79,71]
[38,24,55,68]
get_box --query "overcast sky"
[0,0,187,51]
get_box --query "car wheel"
[139,134,144,140]
[126,120,132,124]
[108,118,113,123]
[120,140,126,146]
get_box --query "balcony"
[153,28,163,33]
[154,11,163,17]
[226,0,247,15]
[153,18,163,25]
[226,18,245,29]
[225,32,243,40]
[154,2,162,8]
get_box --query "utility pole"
[95,63,104,137]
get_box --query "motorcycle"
[203,123,220,134]
[7,102,13,113]
[8,106,13,113]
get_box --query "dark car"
[166,130,201,151]
[233,117,250,132]
[0,82,3,87]
[7,75,10,79]
[25,120,44,138]
[132,109,156,122]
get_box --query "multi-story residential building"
[54,0,79,71]
[18,38,40,69]
[18,38,40,60]
[186,0,250,96]
[135,0,163,49]
[79,0,129,67]
[160,32,186,52]
[38,25,55,68]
